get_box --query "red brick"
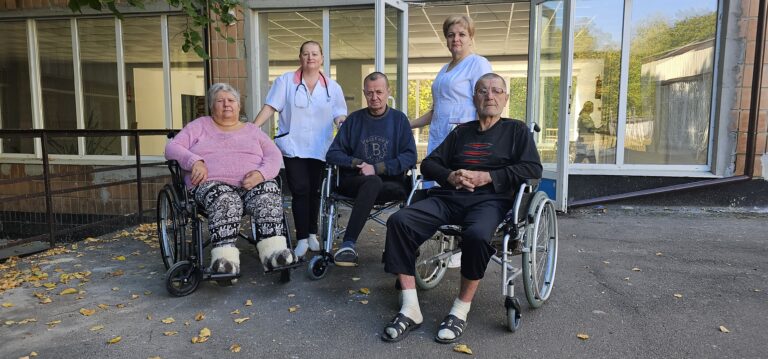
[759,111,767,132]
[760,87,768,110]
[735,154,746,175]
[739,110,750,131]
[743,64,754,87]
[756,133,767,154]
[238,60,246,77]
[227,41,236,60]
[750,0,760,17]
[748,18,758,41]
[745,42,755,64]
[228,59,239,78]
[741,86,753,109]
[737,132,748,153]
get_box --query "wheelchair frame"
[156,159,302,297]
[411,179,558,332]
[306,165,417,280]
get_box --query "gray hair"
[207,83,241,112]
[363,71,390,88]
[474,73,507,92]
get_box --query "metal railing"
[0,129,172,258]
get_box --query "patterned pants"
[192,180,285,248]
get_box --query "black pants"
[283,157,324,239]
[383,191,512,280]
[336,175,408,244]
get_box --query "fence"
[0,129,172,259]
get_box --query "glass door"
[376,0,408,111]
[527,0,574,211]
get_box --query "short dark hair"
[363,71,390,88]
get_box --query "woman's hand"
[190,160,208,186]
[242,170,265,190]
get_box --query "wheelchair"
[306,165,417,279]
[156,159,302,297]
[411,178,558,332]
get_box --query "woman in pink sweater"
[165,83,295,276]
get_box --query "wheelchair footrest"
[263,259,305,274]
[203,271,241,281]
[438,225,463,236]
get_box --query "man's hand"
[190,160,208,186]
[448,169,491,192]
[357,162,375,176]
[242,170,265,190]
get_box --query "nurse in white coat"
[411,14,493,155]
[253,40,347,257]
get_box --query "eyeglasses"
[475,87,506,97]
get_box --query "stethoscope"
[295,69,331,104]
[275,70,332,139]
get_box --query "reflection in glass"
[330,8,375,110]
[535,1,564,164]
[385,5,403,105]
[625,0,717,165]
[124,17,165,156]
[168,16,205,129]
[38,20,77,155]
[0,22,34,154]
[79,18,120,155]
[571,0,623,164]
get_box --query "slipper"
[334,246,359,267]
[381,313,421,342]
[434,314,466,344]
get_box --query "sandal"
[434,314,466,344]
[334,246,359,267]
[381,313,421,342]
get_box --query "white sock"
[386,289,422,339]
[308,233,320,251]
[438,298,471,340]
[294,238,309,257]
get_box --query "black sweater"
[421,118,543,196]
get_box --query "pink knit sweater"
[165,116,282,188]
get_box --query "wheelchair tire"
[415,232,450,290]
[157,185,184,270]
[505,297,522,332]
[307,255,328,280]
[522,192,559,308]
[166,261,200,297]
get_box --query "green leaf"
[193,45,209,60]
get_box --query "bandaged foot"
[294,238,309,257]
[308,233,320,251]
[257,236,296,271]
[210,246,240,275]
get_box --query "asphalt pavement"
[1,205,766,359]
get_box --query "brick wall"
[734,0,768,178]
[209,6,248,112]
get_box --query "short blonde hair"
[442,15,476,38]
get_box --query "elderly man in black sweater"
[325,72,417,267]
[381,73,542,343]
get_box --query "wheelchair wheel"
[505,297,522,332]
[166,261,200,297]
[307,255,329,280]
[157,185,184,270]
[415,232,450,290]
[522,192,558,308]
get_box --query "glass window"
[0,21,34,154]
[79,18,120,155]
[167,15,205,129]
[330,9,375,110]
[625,0,717,165]
[37,20,77,155]
[571,0,623,164]
[123,16,165,156]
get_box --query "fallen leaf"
[46,320,62,326]
[110,269,124,277]
[112,287,120,291]
[184,321,190,326]
[18,318,37,324]
[348,290,356,295]
[602,261,610,264]
[192,327,211,343]
[98,304,110,309]
[1,302,13,308]
[719,325,730,333]
[655,252,663,256]
[233,317,250,324]
[230,343,241,353]
[114,256,126,261]
[148,357,161,359]
[80,308,96,316]
[673,293,683,298]
[351,277,360,281]
[107,336,122,344]
[577,333,590,340]
[453,344,473,355]
[90,325,105,331]
[287,294,295,298]
[245,299,252,306]
[144,290,152,295]
[39,297,53,304]
[30,352,38,357]
[116,304,126,308]
[195,312,205,321]
[359,300,369,305]
[4,320,15,325]
[288,306,298,313]
[147,315,152,320]
[131,294,140,300]
[623,277,630,281]
[230,309,240,315]
[631,267,641,272]
[359,288,371,295]
[163,331,178,336]
[42,282,57,289]
[161,317,175,324]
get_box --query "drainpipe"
[570,0,765,209]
